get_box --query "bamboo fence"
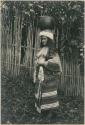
[1,6,84,97]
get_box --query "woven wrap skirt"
[35,75,59,113]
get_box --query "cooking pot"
[38,16,55,30]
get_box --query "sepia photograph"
[1,0,84,124]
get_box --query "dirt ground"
[1,70,84,124]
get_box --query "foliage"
[1,1,84,62]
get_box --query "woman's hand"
[37,57,45,65]
[37,57,48,66]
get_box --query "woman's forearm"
[44,57,62,72]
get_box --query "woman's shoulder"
[49,48,59,56]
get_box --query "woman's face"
[41,36,48,46]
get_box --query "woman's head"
[39,30,55,48]
[40,35,55,48]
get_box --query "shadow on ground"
[1,70,84,124]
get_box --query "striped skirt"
[35,79,59,113]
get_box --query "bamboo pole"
[61,55,64,94]
[70,61,72,96]
[5,12,7,73]
[72,59,75,96]
[29,25,31,75]
[17,10,21,76]
[11,19,13,75]
[74,60,77,96]
[14,8,18,76]
[72,59,74,96]
[27,26,30,69]
[7,25,9,71]
[31,20,35,76]
[68,61,70,96]
[77,61,80,96]
[16,9,19,76]
[65,57,67,96]
[30,27,33,75]
[75,61,78,96]
[1,13,3,69]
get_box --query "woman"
[34,30,62,115]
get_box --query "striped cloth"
[34,52,62,113]
[35,68,59,113]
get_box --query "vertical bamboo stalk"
[65,58,68,96]
[66,59,68,96]
[72,60,74,96]
[75,61,77,96]
[11,19,13,75]
[79,69,81,96]
[16,10,19,76]
[76,61,78,96]
[30,24,32,75]
[70,59,72,96]
[8,21,10,72]
[70,61,72,96]
[81,75,84,97]
[75,61,78,96]
[60,56,62,89]
[77,61,80,96]
[69,62,70,96]
[30,26,33,75]
[80,73,81,96]
[68,61,70,96]
[15,9,19,76]
[14,9,17,77]
[74,61,76,96]
[31,20,35,76]
[1,13,3,70]
[7,25,9,71]
[7,25,10,72]
[73,60,75,96]
[18,13,22,75]
[27,26,30,69]
[3,14,5,71]
[62,56,65,95]
[4,10,7,73]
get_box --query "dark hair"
[40,37,55,49]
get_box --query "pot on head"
[38,16,55,30]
